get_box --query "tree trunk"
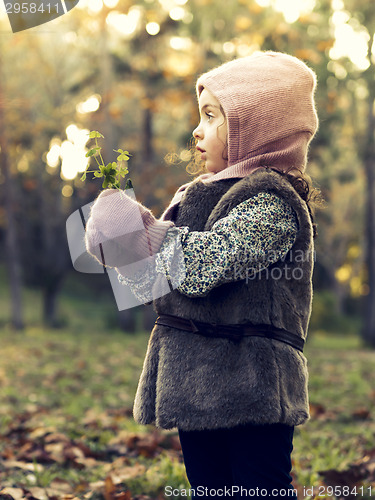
[0,63,24,330]
[362,46,375,347]
[324,262,346,316]
[43,274,64,327]
[142,105,154,164]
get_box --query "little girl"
[85,51,319,498]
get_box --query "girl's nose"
[193,123,203,140]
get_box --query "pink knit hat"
[160,52,319,221]
[196,51,319,178]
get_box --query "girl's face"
[193,88,228,174]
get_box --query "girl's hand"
[85,189,174,268]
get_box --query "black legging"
[178,422,297,499]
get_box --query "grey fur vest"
[133,169,314,431]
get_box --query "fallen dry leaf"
[104,475,117,500]
[309,402,327,418]
[27,487,49,500]
[110,463,146,483]
[319,447,375,498]
[49,478,73,493]
[351,408,371,420]
[0,489,24,500]
[2,459,44,472]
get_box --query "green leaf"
[86,147,100,157]
[114,149,131,161]
[80,172,87,181]
[80,134,131,191]
[89,131,104,139]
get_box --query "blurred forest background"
[1,0,375,497]
[0,0,375,342]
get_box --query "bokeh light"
[87,0,103,14]
[103,0,118,7]
[62,185,74,197]
[255,0,315,23]
[146,22,160,35]
[46,143,61,168]
[76,95,101,114]
[169,36,192,50]
[106,7,142,37]
[329,9,371,70]
[169,7,185,21]
[45,126,90,181]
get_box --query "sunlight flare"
[255,0,315,23]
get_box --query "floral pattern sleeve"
[156,192,299,297]
[118,192,298,302]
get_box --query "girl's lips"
[196,147,206,160]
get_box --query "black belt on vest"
[155,314,305,353]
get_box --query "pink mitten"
[85,189,174,268]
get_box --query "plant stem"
[97,138,105,168]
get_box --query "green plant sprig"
[80,131,132,190]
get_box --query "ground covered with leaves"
[0,324,375,499]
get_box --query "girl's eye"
[206,112,214,121]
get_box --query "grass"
[293,332,375,495]
[0,270,375,498]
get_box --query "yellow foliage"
[335,264,351,283]
[247,2,264,14]
[140,97,155,110]
[350,276,363,297]
[194,0,212,5]
[294,49,321,64]
[164,53,195,78]
[250,33,264,47]
[235,16,252,32]
[317,39,335,52]
[347,244,361,260]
